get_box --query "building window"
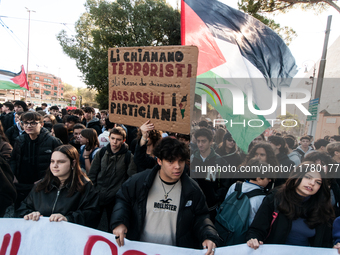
[61,87,63,90]
[33,82,40,87]
[35,76,39,80]
[33,89,39,94]
[54,86,57,90]
[44,91,51,95]
[61,93,63,96]
[54,92,57,96]
[43,78,52,83]
[44,84,51,89]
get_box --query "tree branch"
[278,0,340,13]
[323,0,340,12]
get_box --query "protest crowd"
[2,100,340,254]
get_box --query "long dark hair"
[218,133,237,154]
[244,143,279,167]
[53,123,69,144]
[80,128,99,151]
[36,145,89,196]
[276,163,334,228]
[303,151,338,191]
[0,122,9,143]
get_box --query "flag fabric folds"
[0,65,29,91]
[182,0,297,152]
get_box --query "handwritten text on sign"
[108,46,198,134]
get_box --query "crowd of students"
[2,101,340,253]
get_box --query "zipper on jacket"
[52,190,60,213]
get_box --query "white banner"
[0,218,337,255]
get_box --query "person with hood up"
[215,132,242,170]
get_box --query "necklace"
[159,174,177,200]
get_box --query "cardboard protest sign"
[108,46,198,134]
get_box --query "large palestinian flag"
[182,0,297,152]
[0,66,29,91]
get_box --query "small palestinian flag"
[0,66,29,91]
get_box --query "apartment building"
[0,70,66,107]
[28,71,65,101]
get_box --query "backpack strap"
[98,147,131,168]
[99,146,107,160]
[90,147,100,161]
[294,149,304,160]
[235,181,245,200]
[244,189,265,199]
[124,150,131,167]
[235,181,265,200]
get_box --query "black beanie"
[14,101,28,112]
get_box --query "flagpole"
[309,15,332,138]
[25,7,35,103]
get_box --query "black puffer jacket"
[110,165,222,248]
[246,192,333,247]
[15,177,100,228]
[10,127,62,183]
[133,139,157,173]
[86,117,102,135]
[5,124,25,147]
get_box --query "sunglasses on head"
[227,138,235,143]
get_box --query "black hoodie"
[10,127,63,185]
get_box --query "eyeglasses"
[21,121,39,127]
[227,139,235,143]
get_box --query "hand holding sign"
[24,211,42,221]
[49,213,68,222]
[112,223,128,247]
[139,120,155,146]
[247,238,263,250]
[333,243,340,254]
[202,239,216,255]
